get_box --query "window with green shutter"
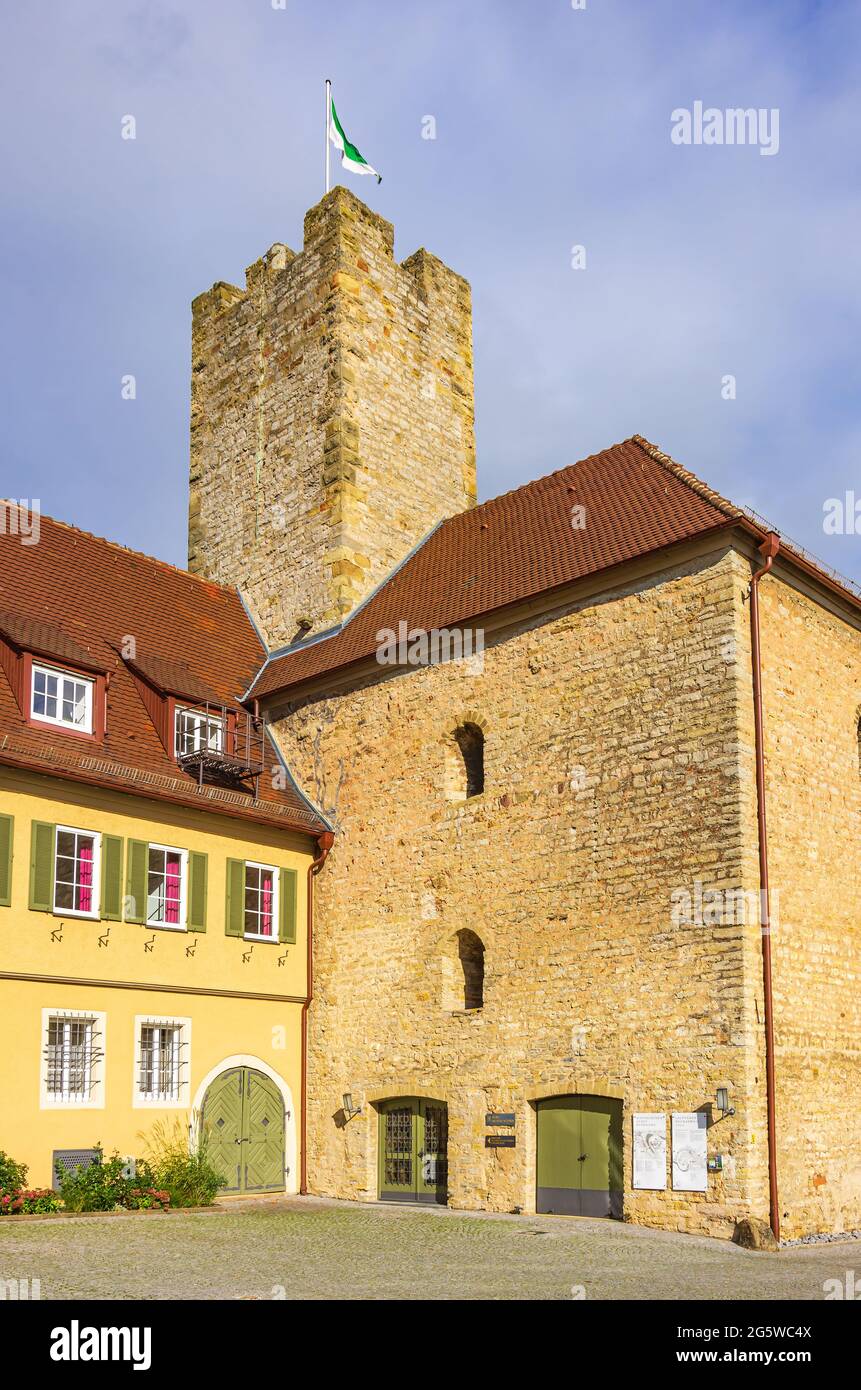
[100,836,124,921]
[29,821,55,912]
[0,814,13,907]
[188,851,208,932]
[279,867,297,944]
[225,858,245,937]
[125,839,148,924]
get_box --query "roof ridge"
[2,502,241,600]
[629,435,743,520]
[459,439,639,518]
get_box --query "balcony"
[176,703,266,794]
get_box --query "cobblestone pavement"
[0,1196,855,1300]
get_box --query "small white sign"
[633,1113,667,1190]
[672,1112,708,1192]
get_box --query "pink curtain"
[165,856,181,925]
[78,841,93,913]
[261,875,273,936]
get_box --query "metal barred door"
[417,1101,448,1204]
[379,1098,448,1204]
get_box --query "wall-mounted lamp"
[715,1087,735,1117]
[342,1092,363,1121]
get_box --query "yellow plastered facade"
[0,766,315,1190]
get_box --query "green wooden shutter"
[279,867,297,945]
[0,814,13,907]
[28,821,55,912]
[225,859,245,937]
[101,835,124,921]
[125,839,149,924]
[188,851,208,932]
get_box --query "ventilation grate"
[52,1148,100,1191]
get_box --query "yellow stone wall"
[752,572,861,1239]
[273,547,780,1237]
[189,186,476,647]
[0,767,313,1189]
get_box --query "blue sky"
[1,0,859,579]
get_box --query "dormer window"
[175,705,224,757]
[31,662,94,734]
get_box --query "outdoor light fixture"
[715,1087,735,1117]
[342,1092,362,1120]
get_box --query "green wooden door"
[243,1069,285,1192]
[202,1067,285,1195]
[379,1098,448,1205]
[536,1095,623,1218]
[202,1067,244,1194]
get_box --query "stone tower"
[188,187,477,648]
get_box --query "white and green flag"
[328,91,382,183]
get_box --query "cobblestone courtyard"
[0,1197,855,1300]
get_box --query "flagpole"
[325,79,331,194]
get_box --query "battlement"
[189,188,476,648]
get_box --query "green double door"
[202,1067,285,1194]
[378,1098,448,1204]
[536,1095,623,1218]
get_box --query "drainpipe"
[300,830,334,1195]
[749,530,781,1240]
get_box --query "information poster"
[671,1111,708,1192]
[633,1113,667,1190]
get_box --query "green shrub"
[58,1146,162,1213]
[0,1187,61,1215]
[139,1118,224,1208]
[0,1151,28,1192]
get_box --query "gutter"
[300,829,335,1194]
[748,530,781,1240]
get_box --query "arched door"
[201,1066,285,1194]
[536,1094,623,1218]
[378,1097,448,1204]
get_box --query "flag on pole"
[328,94,382,183]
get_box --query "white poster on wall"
[672,1111,708,1192]
[633,1113,667,1190]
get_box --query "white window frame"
[243,860,280,942]
[174,705,223,757]
[40,1008,106,1110]
[133,1015,191,1109]
[53,825,102,920]
[31,662,94,734]
[146,843,189,931]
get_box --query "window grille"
[44,1013,103,1102]
[137,1020,187,1102]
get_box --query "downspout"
[748,530,781,1240]
[300,830,334,1194]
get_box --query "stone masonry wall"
[273,548,773,1237]
[751,574,861,1239]
[189,188,476,648]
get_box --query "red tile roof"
[0,514,326,835]
[250,436,744,697]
